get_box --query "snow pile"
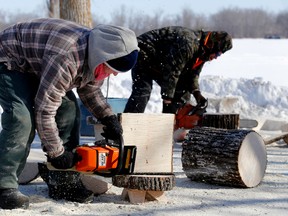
[200,75,288,120]
[103,73,288,122]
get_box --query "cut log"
[201,113,240,129]
[18,162,39,185]
[174,113,241,142]
[80,175,111,195]
[264,132,288,145]
[112,174,175,191]
[182,127,267,188]
[121,188,166,204]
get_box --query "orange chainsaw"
[75,135,137,177]
[174,101,208,130]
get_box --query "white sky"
[0,0,287,19]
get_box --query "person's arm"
[77,80,122,140]
[190,64,207,107]
[35,54,76,158]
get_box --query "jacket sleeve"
[190,63,204,93]
[35,53,76,158]
[77,79,114,120]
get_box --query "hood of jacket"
[88,24,139,73]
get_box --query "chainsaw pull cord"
[105,76,110,102]
[94,77,125,177]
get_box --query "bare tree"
[47,0,59,18]
[60,0,92,28]
[210,8,276,38]
[174,8,208,30]
[276,12,288,37]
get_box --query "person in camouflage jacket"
[123,26,232,114]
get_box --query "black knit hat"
[106,50,139,73]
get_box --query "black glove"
[48,151,78,169]
[100,115,123,140]
[193,90,208,107]
[162,102,178,114]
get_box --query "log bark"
[182,127,267,188]
[112,174,175,191]
[201,113,240,129]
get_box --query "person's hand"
[100,115,123,140]
[48,151,78,169]
[193,90,208,107]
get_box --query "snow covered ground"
[1,39,288,215]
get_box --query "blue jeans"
[0,63,80,188]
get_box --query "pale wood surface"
[121,188,166,204]
[80,174,111,195]
[18,162,39,185]
[119,113,175,173]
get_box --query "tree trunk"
[60,0,92,28]
[48,0,59,18]
[182,127,267,188]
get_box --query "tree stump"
[174,113,240,142]
[182,127,267,188]
[112,174,175,203]
[201,113,240,129]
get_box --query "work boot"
[0,188,29,209]
[38,163,94,203]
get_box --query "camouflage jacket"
[137,26,206,100]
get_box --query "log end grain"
[238,132,267,187]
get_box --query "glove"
[162,102,178,114]
[48,151,78,169]
[193,90,208,107]
[100,115,123,140]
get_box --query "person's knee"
[2,107,34,134]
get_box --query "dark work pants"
[124,66,191,113]
[0,64,80,189]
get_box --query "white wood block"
[119,113,175,173]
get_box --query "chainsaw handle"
[188,99,208,115]
[93,135,124,177]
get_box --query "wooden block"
[145,191,166,202]
[18,162,39,185]
[121,189,166,203]
[126,189,146,204]
[121,188,129,200]
[80,174,112,195]
[119,113,175,173]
